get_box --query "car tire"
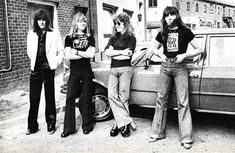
[92,85,112,121]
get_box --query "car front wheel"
[92,87,112,121]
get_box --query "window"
[187,2,190,11]
[103,3,118,14]
[102,4,117,38]
[123,9,133,17]
[228,9,230,16]
[149,0,157,7]
[100,3,118,53]
[175,2,180,10]
[209,4,214,14]
[196,3,199,12]
[28,2,54,29]
[209,36,235,67]
[217,22,220,28]
[218,7,220,15]
[204,5,207,13]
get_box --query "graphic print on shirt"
[167,33,178,52]
[73,35,88,50]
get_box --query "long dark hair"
[160,6,188,41]
[33,9,50,34]
[112,12,135,37]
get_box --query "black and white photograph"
[1,0,235,152]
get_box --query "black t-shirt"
[155,28,195,58]
[65,34,95,70]
[105,33,136,68]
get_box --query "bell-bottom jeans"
[108,67,134,128]
[151,60,193,144]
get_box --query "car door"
[199,33,235,114]
[167,34,206,109]
[130,63,162,107]
[130,34,206,108]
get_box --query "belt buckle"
[167,58,176,63]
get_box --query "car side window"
[208,35,235,67]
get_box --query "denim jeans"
[28,69,56,131]
[108,67,133,128]
[151,60,193,144]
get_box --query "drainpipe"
[88,0,93,36]
[1,0,12,72]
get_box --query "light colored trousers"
[108,67,133,128]
[151,60,193,144]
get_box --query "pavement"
[1,105,235,153]
[0,70,66,128]
[1,71,235,153]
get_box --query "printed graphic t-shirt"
[155,28,195,58]
[65,34,95,70]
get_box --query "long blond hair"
[69,12,90,37]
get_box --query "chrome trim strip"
[200,91,235,97]
[130,89,157,93]
[92,79,107,88]
[130,104,235,115]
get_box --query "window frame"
[148,0,157,8]
[209,3,214,14]
[196,3,199,12]
[27,0,59,30]
[204,5,207,13]
[187,2,190,11]
[123,9,133,17]
[102,3,118,38]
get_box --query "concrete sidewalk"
[1,107,235,153]
[0,70,66,129]
[0,103,66,129]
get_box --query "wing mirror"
[144,58,150,70]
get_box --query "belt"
[166,58,176,63]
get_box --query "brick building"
[0,0,97,94]
[173,0,235,29]
[143,0,235,41]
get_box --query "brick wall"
[0,0,97,94]
[0,0,29,95]
[57,0,85,38]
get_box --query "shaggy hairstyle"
[69,12,89,37]
[33,9,50,34]
[112,12,135,37]
[160,6,189,41]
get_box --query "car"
[90,29,235,121]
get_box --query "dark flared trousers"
[28,69,56,131]
[63,69,94,132]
